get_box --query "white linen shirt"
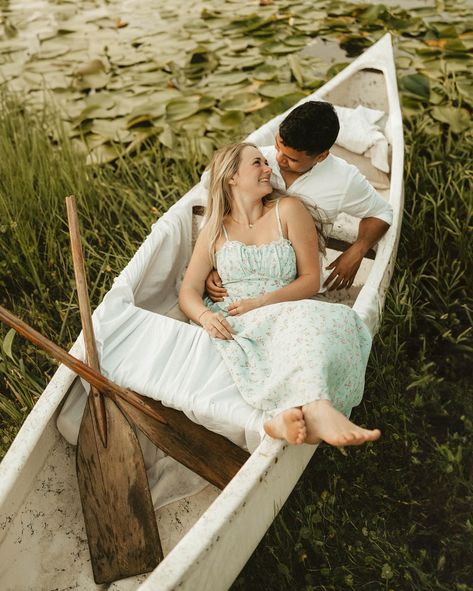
[259,145,393,225]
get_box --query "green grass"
[1,89,472,590]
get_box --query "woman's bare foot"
[302,400,381,446]
[264,408,307,445]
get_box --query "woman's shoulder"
[278,195,311,217]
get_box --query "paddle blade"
[77,396,163,584]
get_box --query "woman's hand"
[201,310,234,340]
[205,269,227,302]
[227,297,263,316]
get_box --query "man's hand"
[205,269,227,302]
[324,245,364,291]
[227,297,262,316]
[324,217,389,291]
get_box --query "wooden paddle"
[65,195,162,584]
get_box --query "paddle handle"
[65,195,107,447]
[0,306,167,424]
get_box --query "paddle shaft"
[0,305,165,426]
[65,195,107,447]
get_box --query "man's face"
[275,134,325,174]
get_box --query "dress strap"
[275,199,284,238]
[222,224,230,241]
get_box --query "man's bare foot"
[302,400,381,446]
[264,408,307,445]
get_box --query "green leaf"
[456,79,473,105]
[252,64,279,81]
[197,137,215,160]
[431,106,471,133]
[2,329,16,361]
[258,82,299,98]
[400,74,431,99]
[219,93,267,112]
[209,110,244,130]
[158,125,176,149]
[74,71,110,91]
[86,142,123,165]
[165,97,201,121]
[288,54,304,86]
[206,71,250,85]
[260,41,300,55]
[259,92,307,117]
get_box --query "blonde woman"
[179,143,380,446]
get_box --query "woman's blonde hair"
[205,142,326,260]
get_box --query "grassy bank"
[1,81,472,591]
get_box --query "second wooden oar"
[65,195,162,584]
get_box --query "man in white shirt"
[207,100,393,297]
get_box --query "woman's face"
[229,146,272,198]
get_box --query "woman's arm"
[228,197,320,316]
[179,226,234,339]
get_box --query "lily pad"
[258,82,299,98]
[74,71,110,90]
[219,93,267,112]
[90,119,133,142]
[38,42,70,60]
[260,41,301,55]
[259,92,307,118]
[456,79,473,105]
[158,125,176,149]
[208,110,245,130]
[205,71,250,85]
[86,142,123,165]
[196,136,215,160]
[431,106,471,133]
[165,97,201,121]
[288,54,304,86]
[252,64,279,81]
[400,74,430,100]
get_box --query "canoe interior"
[0,67,391,591]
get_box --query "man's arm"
[324,217,389,290]
[324,168,392,290]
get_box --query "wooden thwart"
[115,396,249,490]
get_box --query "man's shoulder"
[324,152,359,176]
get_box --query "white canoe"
[0,33,403,591]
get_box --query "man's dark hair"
[279,101,340,156]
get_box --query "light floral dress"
[204,200,372,417]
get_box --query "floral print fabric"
[204,233,372,417]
